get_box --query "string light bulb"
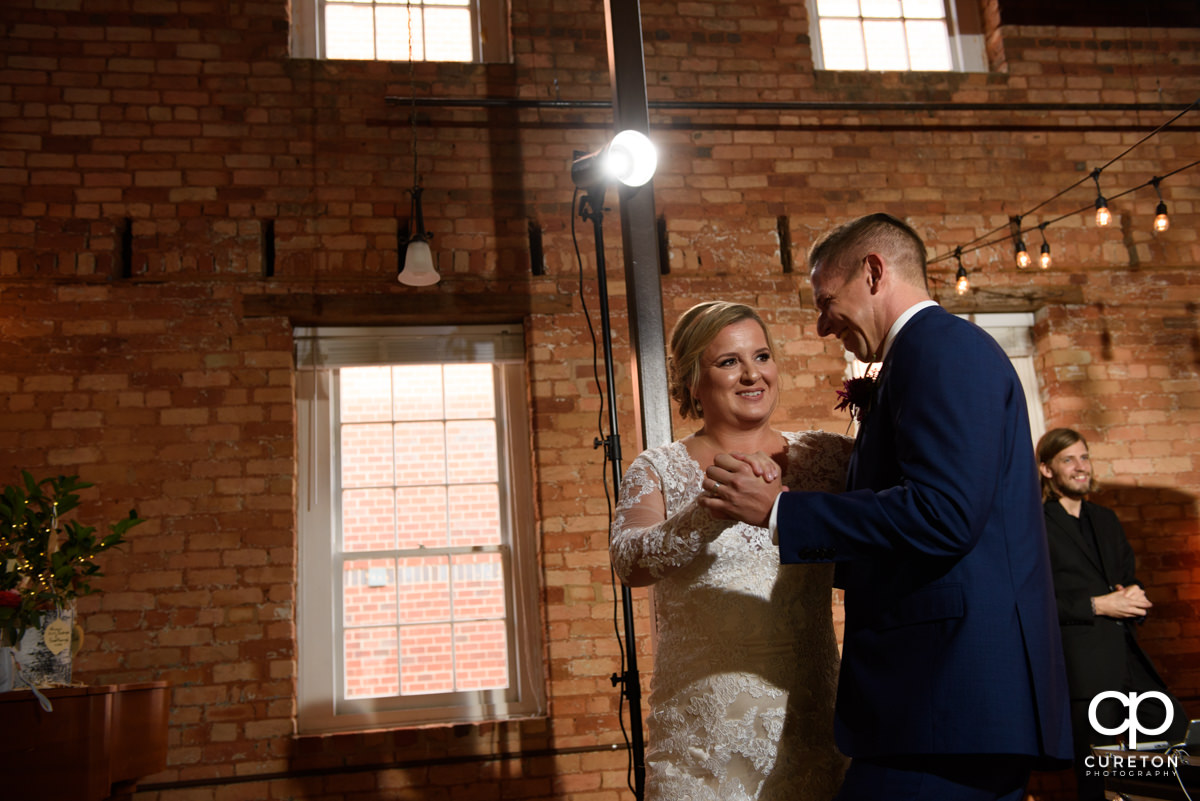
[1151,176,1170,232]
[1091,169,1111,227]
[1038,223,1052,269]
[954,249,969,296]
[1015,239,1031,269]
[1011,216,1030,269]
[1154,201,1170,232]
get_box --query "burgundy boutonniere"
[835,373,879,423]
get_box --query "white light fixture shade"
[571,129,658,189]
[398,239,439,286]
[605,130,657,187]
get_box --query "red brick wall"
[1,1,1198,799]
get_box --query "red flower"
[835,374,878,423]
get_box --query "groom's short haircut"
[808,212,928,290]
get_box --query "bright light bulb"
[605,130,658,187]
[1095,198,1111,227]
[1154,201,1170,232]
[1039,243,1052,269]
[955,268,969,296]
[1015,244,1031,270]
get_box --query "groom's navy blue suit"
[777,306,1072,788]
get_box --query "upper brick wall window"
[809,0,986,72]
[295,325,543,733]
[291,0,510,62]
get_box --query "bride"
[610,300,850,800]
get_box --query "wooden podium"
[0,681,170,801]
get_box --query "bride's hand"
[698,452,784,528]
[730,450,779,483]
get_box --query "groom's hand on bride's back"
[698,452,784,528]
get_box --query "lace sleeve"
[609,452,733,587]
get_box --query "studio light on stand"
[399,184,439,286]
[572,130,658,191]
[571,127,657,801]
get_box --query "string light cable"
[930,157,1200,268]
[930,97,1199,269]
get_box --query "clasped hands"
[696,451,785,529]
[1094,583,1153,619]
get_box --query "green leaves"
[0,471,143,644]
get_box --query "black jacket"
[1043,498,1167,700]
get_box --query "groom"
[700,213,1072,800]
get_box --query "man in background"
[1037,427,1189,800]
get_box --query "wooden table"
[0,681,169,801]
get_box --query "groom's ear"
[864,253,885,291]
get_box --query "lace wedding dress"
[611,430,852,801]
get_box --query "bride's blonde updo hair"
[668,301,776,421]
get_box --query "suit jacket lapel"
[843,305,942,492]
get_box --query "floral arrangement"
[0,472,141,646]
[835,373,879,423]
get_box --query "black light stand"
[578,184,646,800]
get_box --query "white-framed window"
[809,0,986,72]
[295,325,544,734]
[957,312,1046,445]
[290,0,510,62]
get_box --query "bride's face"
[694,319,779,427]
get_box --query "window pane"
[345,627,399,698]
[446,420,498,484]
[816,0,859,14]
[863,19,908,70]
[860,0,901,17]
[324,4,376,59]
[342,423,394,487]
[344,557,398,626]
[423,8,473,61]
[343,487,397,551]
[906,19,952,70]
[375,6,424,61]
[392,365,443,421]
[452,552,506,620]
[449,483,500,547]
[396,485,448,549]
[820,19,867,70]
[901,0,945,19]
[341,366,393,422]
[394,421,447,485]
[454,619,508,691]
[443,364,494,419]
[401,624,454,694]
[398,555,451,623]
